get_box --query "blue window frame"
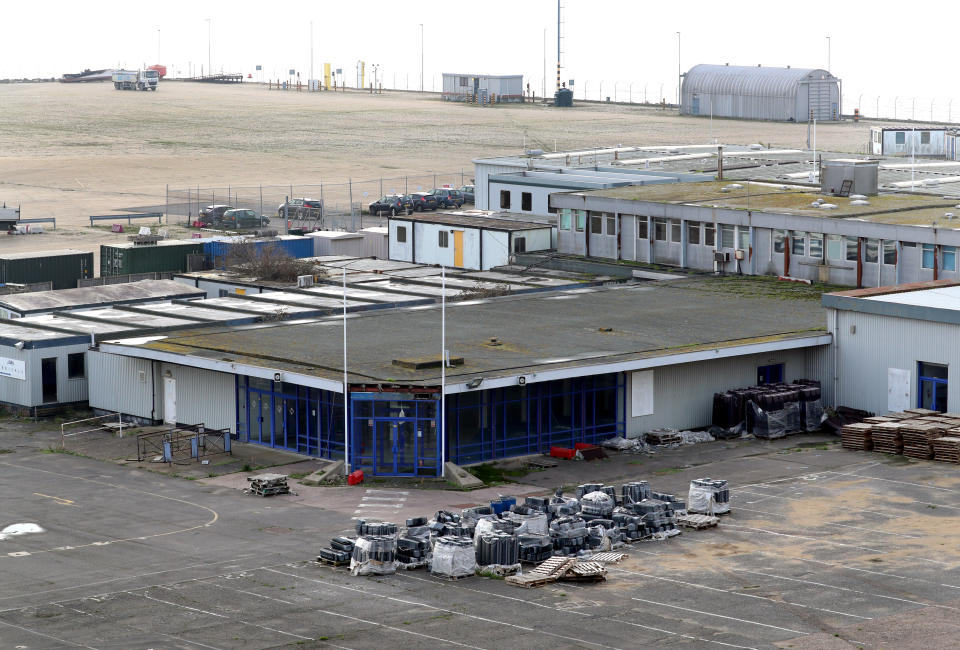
[446,373,625,465]
[236,375,344,459]
[349,392,440,477]
[757,363,784,385]
[918,362,948,413]
[943,246,956,272]
[922,244,936,269]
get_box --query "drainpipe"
[749,224,757,275]
[856,238,863,288]
[833,308,840,407]
[784,234,791,277]
[150,359,156,422]
[585,211,591,258]
[717,145,723,181]
[647,216,653,262]
[680,218,687,268]
[934,244,940,281]
[878,239,883,287]
[895,241,902,284]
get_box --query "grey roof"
[683,64,837,98]
[390,212,553,231]
[488,169,693,190]
[111,276,829,386]
[0,248,90,260]
[822,280,960,325]
[0,279,205,315]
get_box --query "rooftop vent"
[850,199,870,206]
[392,355,465,370]
[486,337,502,346]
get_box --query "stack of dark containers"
[712,379,823,439]
[398,516,432,565]
[318,536,355,564]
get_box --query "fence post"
[259,185,263,221]
[380,177,383,197]
[118,412,123,439]
[284,196,289,235]
[165,184,169,225]
[187,187,191,225]
[349,179,355,231]
[405,176,408,194]
[433,172,437,189]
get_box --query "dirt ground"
[0,81,877,259]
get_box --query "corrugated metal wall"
[625,347,828,434]
[87,351,236,431]
[0,343,93,408]
[833,309,960,415]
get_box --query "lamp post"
[206,18,211,78]
[826,36,831,71]
[157,29,160,66]
[419,24,424,92]
[676,31,681,107]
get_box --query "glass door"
[375,421,396,475]
[396,421,417,475]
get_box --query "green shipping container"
[0,249,93,290]
[100,240,205,276]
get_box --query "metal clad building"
[870,126,947,157]
[442,73,524,103]
[681,64,840,122]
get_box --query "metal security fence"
[166,170,472,230]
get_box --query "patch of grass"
[928,504,937,509]
[40,446,81,456]
[289,471,310,479]
[465,463,528,485]
[654,467,684,475]
[242,463,253,472]
[0,448,14,454]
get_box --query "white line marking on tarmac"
[732,506,920,538]
[363,489,409,494]
[734,488,905,519]
[822,470,960,494]
[791,556,960,591]
[0,618,99,649]
[631,596,808,635]
[722,523,887,553]
[361,496,407,501]
[355,502,403,507]
[611,568,872,620]
[733,568,960,611]
[396,569,759,649]
[142,588,313,640]
[263,567,621,649]
[54,603,226,650]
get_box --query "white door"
[163,377,177,424]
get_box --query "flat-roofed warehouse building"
[824,280,960,415]
[94,277,831,476]
[442,73,523,103]
[680,64,841,122]
[551,180,960,288]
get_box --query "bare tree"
[457,281,513,300]
[223,240,319,282]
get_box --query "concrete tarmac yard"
[2,428,960,648]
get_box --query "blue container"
[206,236,313,269]
[490,496,516,515]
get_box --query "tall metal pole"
[677,31,681,108]
[206,19,211,77]
[310,21,314,83]
[420,24,424,92]
[826,36,831,71]
[343,267,350,474]
[543,27,546,99]
[157,29,160,65]
[440,265,446,477]
[556,0,561,91]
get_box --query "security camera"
[13,341,24,350]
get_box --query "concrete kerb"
[301,459,345,485]
[444,461,485,489]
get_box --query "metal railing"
[60,412,127,448]
[89,212,163,227]
[136,423,232,464]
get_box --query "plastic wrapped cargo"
[804,399,825,432]
[350,535,398,576]
[430,536,476,578]
[579,491,615,518]
[687,478,730,515]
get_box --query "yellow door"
[453,230,464,267]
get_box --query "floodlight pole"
[420,24,424,92]
[343,267,350,474]
[206,19,211,78]
[440,265,446,477]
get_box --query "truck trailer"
[112,69,159,91]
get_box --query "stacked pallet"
[901,422,946,460]
[933,435,960,463]
[841,422,873,451]
[645,429,682,445]
[247,473,291,497]
[870,421,904,455]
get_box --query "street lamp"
[677,31,681,107]
[826,36,831,71]
[157,29,160,66]
[205,18,211,78]
[419,24,424,92]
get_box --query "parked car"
[217,208,270,229]
[428,187,464,208]
[198,204,232,226]
[368,195,412,216]
[277,197,323,219]
[458,185,475,204]
[407,192,439,212]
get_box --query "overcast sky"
[3,1,958,119]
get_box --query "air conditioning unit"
[734,249,745,261]
[714,251,730,263]
[297,274,314,288]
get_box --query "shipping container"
[305,231,366,258]
[0,249,93,290]
[205,235,314,269]
[359,227,388,259]
[100,240,205,277]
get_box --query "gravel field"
[0,81,876,259]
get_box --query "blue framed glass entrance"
[350,392,441,477]
[236,376,345,459]
[918,362,948,413]
[446,373,626,465]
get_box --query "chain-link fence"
[166,170,472,231]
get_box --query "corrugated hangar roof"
[683,64,837,98]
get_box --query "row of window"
[500,190,533,212]
[559,210,957,270]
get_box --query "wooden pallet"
[430,572,472,581]
[506,556,578,588]
[560,561,607,582]
[586,552,629,564]
[316,556,349,567]
[677,513,720,529]
[524,457,559,469]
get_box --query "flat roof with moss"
[581,181,960,228]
